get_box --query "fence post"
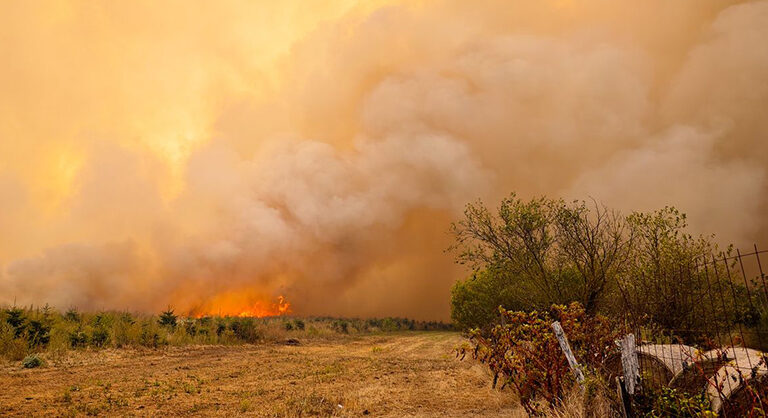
[616,377,632,418]
[551,321,585,387]
[619,334,640,395]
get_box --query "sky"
[0,0,766,319]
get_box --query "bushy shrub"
[5,308,27,338]
[112,314,137,348]
[90,327,110,347]
[216,322,227,336]
[26,319,51,348]
[450,268,527,331]
[184,320,198,336]
[64,308,81,323]
[139,323,166,348]
[22,354,43,369]
[229,318,262,343]
[158,309,178,328]
[0,306,449,360]
[0,322,28,360]
[461,302,619,414]
[69,329,89,348]
[331,320,349,334]
[634,387,712,417]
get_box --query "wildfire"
[236,296,291,318]
[186,292,292,318]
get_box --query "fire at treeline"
[0,303,453,359]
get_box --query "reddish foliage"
[460,302,619,414]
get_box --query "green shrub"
[140,324,166,348]
[451,268,527,331]
[69,329,89,348]
[0,306,449,360]
[331,320,349,334]
[215,322,227,336]
[5,308,27,338]
[636,387,712,417]
[112,314,137,348]
[26,319,51,348]
[90,328,110,347]
[91,312,113,328]
[0,332,28,361]
[184,320,198,336]
[158,309,178,328]
[380,318,398,332]
[22,354,43,369]
[64,308,81,323]
[229,318,262,343]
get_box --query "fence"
[616,245,768,416]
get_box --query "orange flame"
[187,292,292,318]
[236,296,291,318]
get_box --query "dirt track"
[0,332,522,417]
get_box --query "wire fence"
[618,245,768,416]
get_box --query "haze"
[1,0,766,319]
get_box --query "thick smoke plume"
[1,1,766,319]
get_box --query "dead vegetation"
[0,332,524,417]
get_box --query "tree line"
[449,194,760,345]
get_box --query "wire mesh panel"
[619,246,768,416]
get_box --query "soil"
[0,332,522,417]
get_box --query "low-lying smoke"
[1,0,766,319]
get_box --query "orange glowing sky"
[1,1,766,319]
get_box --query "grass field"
[0,332,524,417]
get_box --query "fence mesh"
[618,245,768,416]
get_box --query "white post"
[619,334,640,395]
[551,321,585,386]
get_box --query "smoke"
[1,0,766,319]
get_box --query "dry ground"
[0,332,524,417]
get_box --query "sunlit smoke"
[0,1,766,319]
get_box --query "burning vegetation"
[186,294,292,319]
[0,305,453,363]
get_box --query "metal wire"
[625,245,768,415]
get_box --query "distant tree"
[158,308,178,328]
[449,194,632,315]
[64,308,81,323]
[449,194,744,340]
[553,200,634,312]
[5,307,26,338]
[26,319,51,348]
[618,207,747,338]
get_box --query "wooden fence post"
[616,377,632,418]
[551,321,585,387]
[619,334,640,395]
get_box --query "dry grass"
[0,332,528,417]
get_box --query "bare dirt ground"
[0,332,522,417]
